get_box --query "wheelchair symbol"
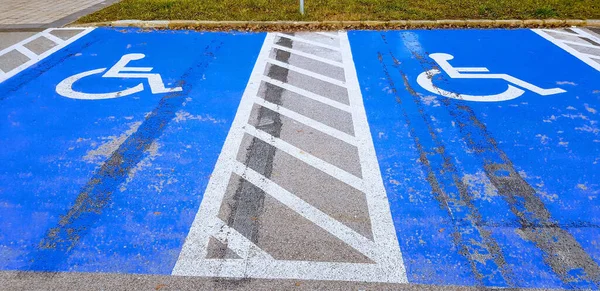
[416,53,566,102]
[56,53,182,100]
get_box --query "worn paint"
[0,28,264,273]
[350,29,600,289]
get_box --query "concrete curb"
[70,19,600,30]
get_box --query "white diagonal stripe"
[244,123,365,192]
[211,218,274,260]
[254,97,357,146]
[41,31,66,45]
[15,46,37,59]
[533,29,600,72]
[541,29,581,37]
[267,58,346,86]
[261,76,352,112]
[339,32,408,280]
[271,44,344,67]
[315,32,340,38]
[275,33,341,52]
[232,161,379,261]
[562,40,600,49]
[0,28,95,83]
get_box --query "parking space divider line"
[339,32,408,272]
[533,29,600,72]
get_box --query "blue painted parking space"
[2,26,600,289]
[350,29,600,289]
[0,28,265,274]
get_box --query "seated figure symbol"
[416,53,566,102]
[56,53,182,100]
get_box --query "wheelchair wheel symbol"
[416,53,566,102]
[56,53,182,100]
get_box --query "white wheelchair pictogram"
[416,53,566,102]
[56,53,182,100]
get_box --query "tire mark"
[405,36,600,287]
[20,39,223,273]
[224,36,292,249]
[377,44,514,286]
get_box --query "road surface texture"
[0,28,599,290]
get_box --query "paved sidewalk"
[0,0,120,30]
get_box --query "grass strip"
[78,0,600,23]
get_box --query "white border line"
[211,219,274,260]
[339,32,407,281]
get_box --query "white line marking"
[0,28,94,83]
[232,161,379,261]
[261,76,352,112]
[533,29,600,72]
[173,33,275,266]
[174,32,408,284]
[570,28,600,43]
[561,40,600,49]
[315,32,339,38]
[454,67,490,73]
[582,53,600,60]
[287,33,341,47]
[255,97,358,146]
[267,58,346,86]
[540,29,581,37]
[275,33,341,52]
[41,31,66,44]
[271,44,344,67]
[49,27,92,30]
[14,46,37,59]
[174,259,404,283]
[211,218,274,260]
[339,32,408,281]
[244,123,365,192]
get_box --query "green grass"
[78,0,600,23]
